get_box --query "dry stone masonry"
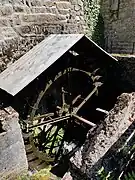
[0,0,85,73]
[101,0,135,54]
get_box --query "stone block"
[58,9,70,15]
[0,5,13,16]
[30,0,42,6]
[21,13,67,24]
[46,6,59,14]
[1,27,18,38]
[74,4,81,11]
[4,0,24,5]
[12,13,22,25]
[20,13,36,22]
[13,5,30,13]
[55,1,71,10]
[42,0,55,7]
[62,172,73,180]
[71,0,78,5]
[0,142,28,179]
[0,107,28,179]
[62,23,84,34]
[0,18,10,27]
[77,0,83,6]
[31,7,47,13]
[13,5,26,12]
[15,25,36,35]
[75,16,80,22]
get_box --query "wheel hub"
[57,103,70,116]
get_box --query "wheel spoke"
[29,115,71,129]
[73,86,99,114]
[61,87,66,105]
[33,113,54,121]
[72,114,96,127]
[56,106,61,110]
[72,95,81,105]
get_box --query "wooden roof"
[0,34,117,96]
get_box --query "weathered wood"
[72,114,96,127]
[0,34,84,96]
[33,113,54,121]
[73,86,98,114]
[0,34,117,96]
[29,115,71,129]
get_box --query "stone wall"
[101,0,135,54]
[0,0,85,72]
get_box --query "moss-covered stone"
[18,166,60,180]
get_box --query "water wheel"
[26,67,102,166]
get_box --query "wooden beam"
[29,115,70,129]
[33,113,54,121]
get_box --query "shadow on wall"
[116,56,135,92]
[84,0,105,48]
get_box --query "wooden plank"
[87,37,118,62]
[0,34,84,96]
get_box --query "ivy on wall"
[83,0,105,47]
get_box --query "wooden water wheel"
[25,67,102,165]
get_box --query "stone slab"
[0,107,28,179]
[70,93,135,179]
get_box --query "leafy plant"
[84,0,100,34]
[124,171,135,180]
[98,167,114,180]
[98,167,135,180]
[17,167,60,180]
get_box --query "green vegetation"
[17,167,60,180]
[97,142,135,179]
[98,167,114,180]
[84,0,105,47]
[92,13,105,47]
[98,167,135,180]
